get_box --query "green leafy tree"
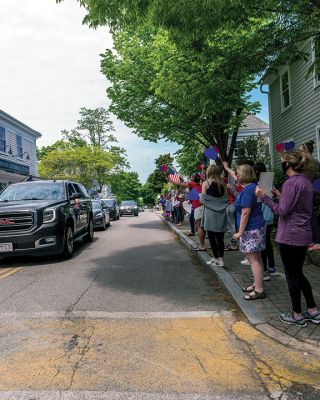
[175,141,205,177]
[145,154,174,198]
[38,145,116,188]
[140,183,156,206]
[108,171,142,202]
[100,25,259,162]
[61,0,320,74]
[77,107,116,149]
[236,135,268,165]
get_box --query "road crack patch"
[61,276,97,321]
[66,324,96,390]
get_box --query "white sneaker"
[241,258,250,265]
[216,258,224,267]
[207,257,217,266]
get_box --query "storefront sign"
[0,158,29,175]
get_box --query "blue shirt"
[235,183,265,231]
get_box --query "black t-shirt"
[207,180,225,197]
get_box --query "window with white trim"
[16,135,23,158]
[280,70,291,110]
[0,127,5,152]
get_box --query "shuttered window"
[16,135,23,158]
[280,70,291,111]
[0,127,5,152]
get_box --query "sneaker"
[241,258,251,266]
[263,272,270,281]
[206,257,217,266]
[279,312,307,327]
[303,310,320,325]
[216,258,224,267]
[267,267,277,275]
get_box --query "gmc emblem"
[0,218,15,225]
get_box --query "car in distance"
[101,198,120,221]
[0,180,94,259]
[92,199,110,230]
[119,200,139,216]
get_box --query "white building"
[0,110,41,190]
[232,114,270,160]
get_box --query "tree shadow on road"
[87,240,231,311]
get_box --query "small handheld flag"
[204,147,218,160]
[284,141,295,151]
[188,188,199,201]
[275,141,295,153]
[168,173,181,184]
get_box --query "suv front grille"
[0,212,34,233]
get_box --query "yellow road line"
[0,267,23,280]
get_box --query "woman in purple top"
[256,149,320,327]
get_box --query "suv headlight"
[43,207,57,224]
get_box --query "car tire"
[101,217,106,231]
[62,225,74,259]
[117,214,120,220]
[83,217,94,242]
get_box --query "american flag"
[168,173,181,184]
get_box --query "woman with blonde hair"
[233,164,266,300]
[201,164,228,267]
[256,149,320,326]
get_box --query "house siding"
[269,40,320,168]
[0,111,41,188]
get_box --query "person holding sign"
[254,163,277,278]
[256,149,320,326]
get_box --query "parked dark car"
[92,199,110,230]
[101,198,120,221]
[0,180,94,259]
[119,200,139,216]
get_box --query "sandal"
[224,245,238,251]
[195,247,206,252]
[244,290,265,301]
[242,285,255,293]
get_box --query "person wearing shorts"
[233,164,266,301]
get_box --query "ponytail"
[282,149,316,179]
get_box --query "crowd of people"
[159,140,320,327]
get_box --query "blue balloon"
[188,188,200,201]
[313,178,320,193]
[204,147,218,160]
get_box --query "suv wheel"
[101,217,106,231]
[62,225,74,258]
[83,217,94,242]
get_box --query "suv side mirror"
[70,192,81,200]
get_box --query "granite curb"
[165,219,320,357]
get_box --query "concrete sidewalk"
[163,216,320,352]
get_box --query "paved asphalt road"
[0,211,319,400]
